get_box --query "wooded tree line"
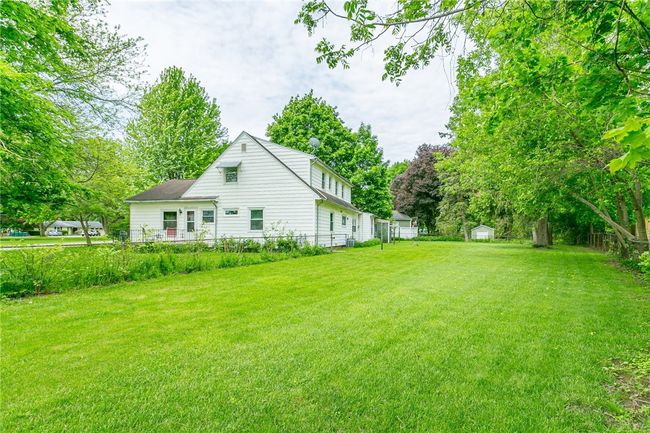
[3,0,647,252]
[297,0,649,253]
[1,0,397,243]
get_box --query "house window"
[328,176,332,190]
[329,212,334,232]
[342,215,347,226]
[224,208,239,216]
[163,211,177,229]
[321,172,325,189]
[225,167,238,183]
[186,210,195,232]
[335,181,339,195]
[241,143,246,152]
[250,209,263,230]
[352,218,357,233]
[341,186,345,198]
[202,210,214,223]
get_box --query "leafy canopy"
[267,91,392,218]
[126,66,228,184]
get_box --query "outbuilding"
[471,224,495,240]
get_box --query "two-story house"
[127,131,378,246]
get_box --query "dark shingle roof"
[126,179,197,202]
[317,189,359,212]
[391,210,412,221]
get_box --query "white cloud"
[106,0,460,161]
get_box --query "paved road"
[0,240,116,250]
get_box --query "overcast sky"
[106,0,460,162]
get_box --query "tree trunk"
[79,215,92,246]
[630,176,648,243]
[532,217,551,247]
[461,214,469,242]
[615,193,630,233]
[571,193,636,241]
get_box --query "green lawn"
[0,235,109,246]
[2,242,648,432]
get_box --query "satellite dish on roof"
[308,137,320,149]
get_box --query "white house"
[471,224,495,240]
[127,132,377,246]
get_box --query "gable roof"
[471,224,494,231]
[252,135,353,187]
[45,220,103,229]
[126,179,200,202]
[391,210,412,221]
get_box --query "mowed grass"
[1,242,648,432]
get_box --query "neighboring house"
[44,220,104,235]
[471,224,495,240]
[391,210,417,239]
[127,131,377,246]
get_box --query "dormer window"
[217,161,241,183]
[225,167,238,183]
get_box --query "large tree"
[391,144,451,233]
[267,92,392,218]
[296,0,650,251]
[0,0,143,224]
[126,66,228,184]
[66,137,138,245]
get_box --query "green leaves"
[267,92,392,218]
[606,116,650,173]
[126,66,228,184]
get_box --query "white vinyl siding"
[129,201,216,241]
[180,134,317,237]
[316,202,355,246]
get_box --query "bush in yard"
[639,252,650,275]
[354,239,382,248]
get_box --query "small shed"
[471,224,494,240]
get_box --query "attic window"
[225,167,238,183]
[241,143,246,152]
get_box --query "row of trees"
[2,0,400,243]
[296,0,649,253]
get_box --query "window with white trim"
[328,176,332,190]
[250,209,263,230]
[224,208,239,216]
[202,210,214,223]
[321,172,325,188]
[225,167,238,183]
[342,215,347,226]
[241,143,246,152]
[163,211,177,229]
[329,212,334,232]
[335,181,339,195]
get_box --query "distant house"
[45,220,104,235]
[391,210,417,239]
[126,131,377,246]
[471,225,494,240]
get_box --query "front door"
[185,210,196,240]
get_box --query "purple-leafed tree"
[391,144,452,234]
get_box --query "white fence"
[394,226,418,239]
